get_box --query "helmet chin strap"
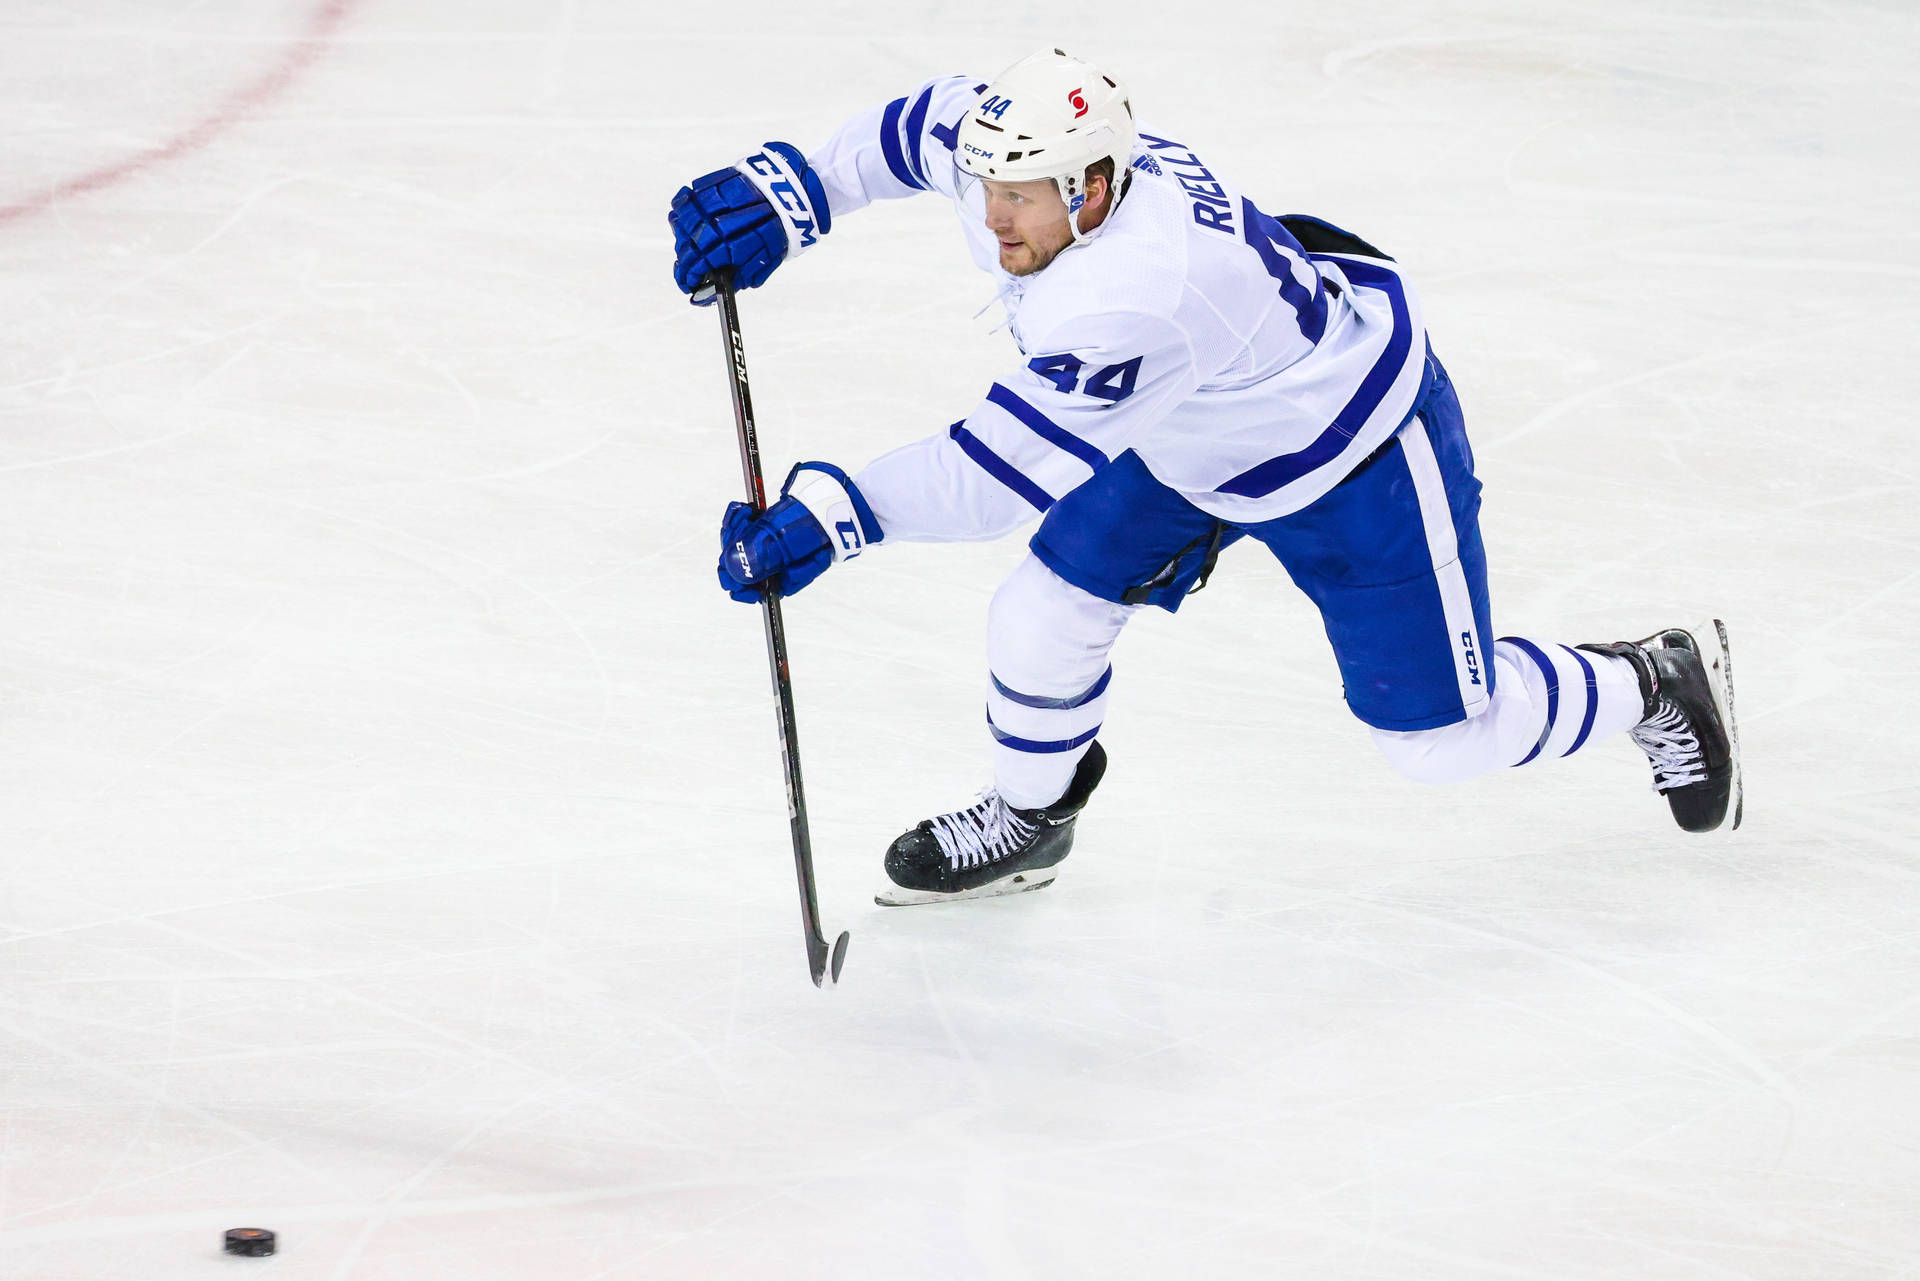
[1056,166,1127,247]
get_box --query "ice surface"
[2,2,1918,1278]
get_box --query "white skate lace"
[926,791,1038,871]
[1630,702,1706,792]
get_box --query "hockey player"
[669,50,1741,905]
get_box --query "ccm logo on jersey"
[1067,87,1088,118]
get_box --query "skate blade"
[874,870,1058,907]
[1653,619,1743,832]
[1698,617,1743,831]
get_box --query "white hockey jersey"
[806,75,1434,541]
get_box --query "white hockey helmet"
[955,49,1136,238]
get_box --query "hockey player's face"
[982,178,1074,276]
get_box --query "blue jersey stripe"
[991,666,1112,710]
[1215,259,1418,499]
[1560,645,1600,756]
[986,383,1109,471]
[1328,260,1418,433]
[904,86,934,187]
[1242,199,1326,345]
[878,97,922,191]
[987,713,1102,754]
[1502,637,1560,767]
[949,423,1053,511]
[1300,277,1327,345]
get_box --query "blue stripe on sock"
[986,383,1109,470]
[1560,645,1599,756]
[986,712,1102,754]
[991,666,1112,710]
[949,422,1053,511]
[878,97,921,190]
[1501,636,1560,767]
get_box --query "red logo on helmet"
[1067,88,1088,118]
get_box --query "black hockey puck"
[223,1227,276,1257]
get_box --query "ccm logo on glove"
[716,462,883,604]
[669,141,833,302]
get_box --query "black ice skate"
[1581,620,1742,833]
[875,742,1108,906]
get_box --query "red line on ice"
[0,0,358,225]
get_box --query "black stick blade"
[806,930,851,987]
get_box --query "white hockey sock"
[986,556,1134,810]
[1369,637,1643,784]
[1496,636,1643,765]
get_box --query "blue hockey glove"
[671,142,833,304]
[717,462,882,603]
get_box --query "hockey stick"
[708,271,849,987]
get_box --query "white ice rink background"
[2,2,1917,1277]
